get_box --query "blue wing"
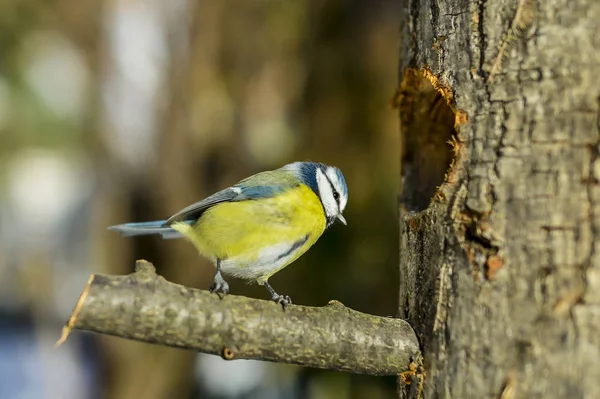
[165,187,241,224]
[110,170,299,238]
[165,184,289,224]
[108,189,240,238]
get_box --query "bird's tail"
[108,220,186,239]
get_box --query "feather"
[108,220,184,239]
[166,171,300,224]
[165,188,241,224]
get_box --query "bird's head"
[284,162,348,227]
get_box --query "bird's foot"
[209,272,229,298]
[262,281,291,309]
[271,294,292,308]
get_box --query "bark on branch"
[57,260,420,376]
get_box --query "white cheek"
[339,195,347,212]
[316,168,338,217]
[325,167,347,211]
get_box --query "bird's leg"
[209,258,229,298]
[263,281,292,308]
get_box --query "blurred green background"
[0,0,400,398]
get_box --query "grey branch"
[57,260,420,376]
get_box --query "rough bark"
[397,0,600,398]
[58,260,419,377]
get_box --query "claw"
[209,272,229,298]
[263,281,291,309]
[272,294,292,308]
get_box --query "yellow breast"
[171,184,326,282]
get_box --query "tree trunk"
[397,0,600,398]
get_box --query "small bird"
[109,162,348,306]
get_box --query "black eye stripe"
[323,171,340,205]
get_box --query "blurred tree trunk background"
[398,0,600,398]
[0,1,401,398]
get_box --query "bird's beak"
[337,214,347,225]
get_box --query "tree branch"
[57,260,419,376]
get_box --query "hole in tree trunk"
[396,68,459,213]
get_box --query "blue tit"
[109,162,348,306]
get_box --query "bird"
[109,161,348,306]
